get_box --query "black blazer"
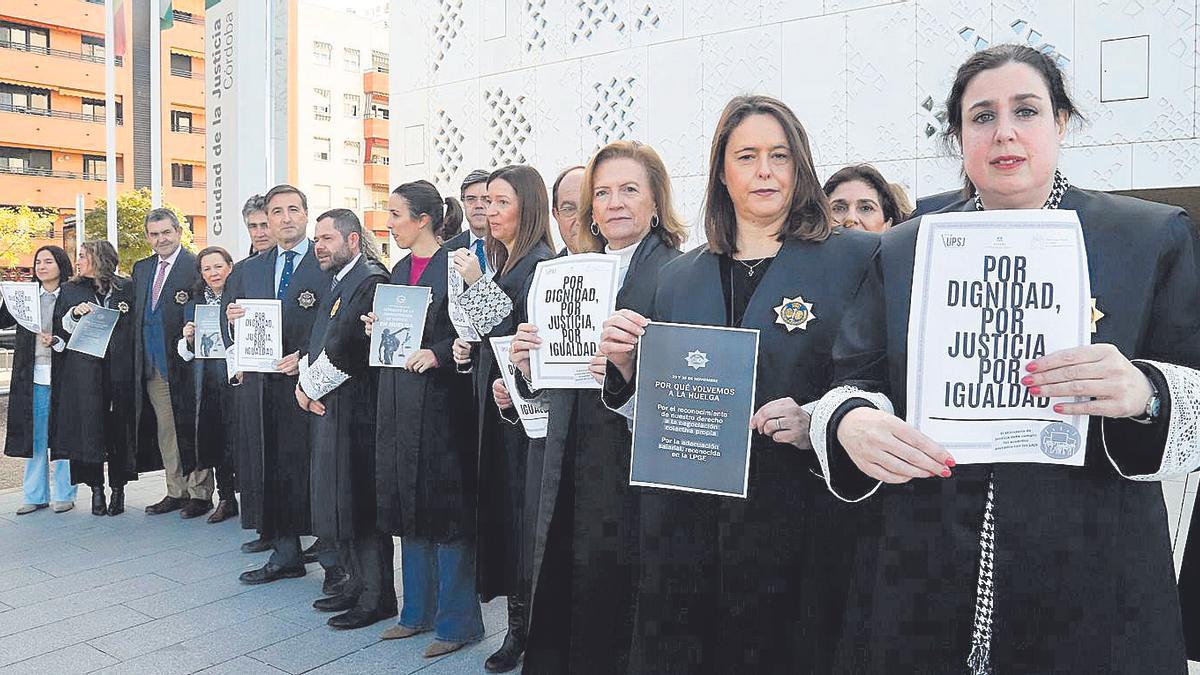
[222,241,332,358]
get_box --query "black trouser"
[269,535,339,571]
[340,531,397,614]
[71,460,130,490]
[216,463,237,502]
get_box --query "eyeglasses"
[463,196,490,205]
[556,204,578,217]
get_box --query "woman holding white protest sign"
[811,44,1200,674]
[503,140,686,674]
[450,164,554,673]
[596,96,878,674]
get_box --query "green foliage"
[0,205,56,268]
[84,188,193,273]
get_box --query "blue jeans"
[399,538,485,643]
[24,384,76,504]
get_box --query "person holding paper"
[368,180,485,656]
[132,208,210,518]
[177,246,240,524]
[223,184,341,588]
[3,246,75,515]
[450,164,555,673]
[810,45,1200,673]
[597,96,879,674]
[503,141,685,674]
[57,241,141,516]
[295,209,392,629]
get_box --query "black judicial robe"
[376,248,478,542]
[1,292,68,460]
[223,255,268,530]
[131,250,199,464]
[611,232,878,675]
[469,241,555,601]
[826,187,1200,674]
[182,296,233,475]
[520,234,680,675]
[221,242,331,535]
[53,277,149,479]
[304,256,388,541]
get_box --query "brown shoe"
[424,640,468,658]
[207,499,239,523]
[145,496,185,515]
[180,499,213,519]
[380,624,427,640]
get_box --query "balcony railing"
[0,104,123,125]
[169,67,203,79]
[0,40,123,66]
[170,124,205,134]
[0,165,124,182]
[172,10,204,25]
[171,179,206,189]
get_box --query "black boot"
[90,487,107,516]
[484,594,527,673]
[107,487,125,516]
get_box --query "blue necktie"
[473,239,487,276]
[277,250,297,300]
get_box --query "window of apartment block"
[313,88,331,119]
[344,48,360,72]
[344,93,361,118]
[314,184,332,208]
[81,98,106,121]
[170,110,193,132]
[314,41,332,66]
[0,147,52,173]
[314,137,331,161]
[171,162,194,185]
[0,22,49,50]
[371,50,388,72]
[80,35,105,60]
[83,154,106,178]
[170,52,192,77]
[0,84,50,112]
[344,188,360,210]
[369,102,389,120]
[343,140,361,164]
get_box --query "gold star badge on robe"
[774,295,816,332]
[1090,298,1104,334]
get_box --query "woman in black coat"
[599,96,878,674]
[451,164,555,673]
[57,240,143,516]
[177,246,240,523]
[3,245,76,514]
[503,141,686,675]
[370,180,483,656]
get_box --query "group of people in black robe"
[4,43,1200,674]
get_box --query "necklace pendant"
[747,269,754,277]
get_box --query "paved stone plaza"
[0,472,506,674]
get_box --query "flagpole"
[74,193,84,259]
[150,0,163,208]
[104,0,118,246]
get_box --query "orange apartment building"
[0,0,208,272]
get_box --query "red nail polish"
[1026,362,1038,373]
[1053,404,1064,413]
[945,458,956,468]
[941,469,952,478]
[1020,375,1034,386]
[1029,386,1041,395]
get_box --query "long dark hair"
[193,246,233,296]
[486,165,554,275]
[943,44,1082,196]
[32,245,73,287]
[72,240,121,295]
[822,164,905,227]
[392,180,464,241]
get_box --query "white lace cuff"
[458,275,512,336]
[177,337,195,362]
[62,311,79,334]
[1103,359,1200,481]
[299,350,350,401]
[810,385,893,502]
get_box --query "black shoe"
[327,606,396,630]
[239,562,306,585]
[313,593,358,613]
[207,498,238,524]
[145,496,185,515]
[241,536,272,554]
[303,537,332,565]
[484,595,527,673]
[107,487,125,516]
[322,566,350,597]
[90,488,107,516]
[180,499,213,519]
